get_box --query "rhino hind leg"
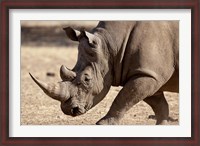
[143,92,169,125]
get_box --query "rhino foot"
[156,120,168,125]
[96,116,120,125]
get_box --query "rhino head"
[30,27,112,117]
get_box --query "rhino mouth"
[71,106,85,116]
[61,97,89,117]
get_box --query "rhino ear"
[82,30,96,47]
[63,27,80,41]
[76,29,96,46]
[63,27,96,45]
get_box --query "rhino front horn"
[29,73,68,101]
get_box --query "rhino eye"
[82,74,92,86]
[84,76,91,82]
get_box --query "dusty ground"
[20,21,179,125]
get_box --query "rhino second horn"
[29,73,65,101]
[60,65,76,81]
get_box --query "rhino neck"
[93,28,116,85]
[93,22,137,86]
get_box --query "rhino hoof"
[96,116,120,125]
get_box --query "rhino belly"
[158,70,179,93]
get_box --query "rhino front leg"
[96,76,163,125]
[143,92,169,125]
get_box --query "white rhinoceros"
[30,21,179,125]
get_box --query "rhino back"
[95,21,179,92]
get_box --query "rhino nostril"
[71,107,79,115]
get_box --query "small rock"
[46,72,55,77]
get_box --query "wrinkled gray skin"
[30,21,179,125]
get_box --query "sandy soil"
[21,46,179,125]
[20,20,179,125]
